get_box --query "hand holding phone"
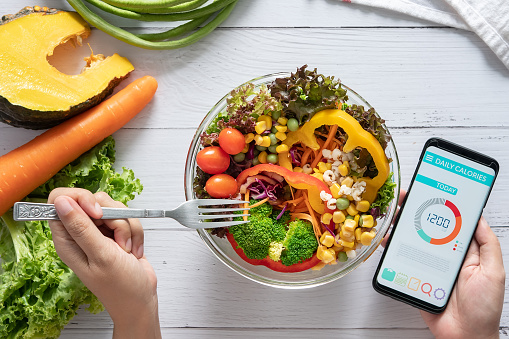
[373,138,501,315]
[387,191,504,338]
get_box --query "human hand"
[48,188,161,339]
[384,190,505,339]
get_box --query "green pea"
[267,154,278,164]
[252,157,260,165]
[268,145,278,154]
[233,153,245,162]
[269,133,278,145]
[358,215,364,226]
[345,215,354,220]
[256,145,267,151]
[253,149,260,156]
[287,118,299,131]
[271,111,281,120]
[337,252,348,262]
[271,126,278,133]
[336,198,350,210]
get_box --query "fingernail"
[55,198,73,216]
[95,203,102,216]
[136,244,144,258]
[125,238,132,253]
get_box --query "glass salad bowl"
[184,72,400,289]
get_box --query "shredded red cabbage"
[248,178,283,201]
[246,142,255,160]
[369,206,385,220]
[276,204,288,220]
[322,221,335,237]
[289,146,301,166]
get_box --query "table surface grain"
[1,1,509,338]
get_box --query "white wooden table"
[2,1,509,338]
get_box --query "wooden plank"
[60,327,439,338]
[59,227,509,329]
[0,1,438,28]
[1,27,505,131]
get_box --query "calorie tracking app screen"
[376,146,496,307]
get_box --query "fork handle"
[13,202,166,221]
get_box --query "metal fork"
[12,200,250,229]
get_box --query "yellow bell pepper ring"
[279,109,390,203]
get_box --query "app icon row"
[382,268,446,301]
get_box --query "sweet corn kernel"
[343,160,350,169]
[360,214,374,228]
[255,121,267,134]
[254,135,264,145]
[325,163,332,170]
[293,167,303,173]
[241,144,250,153]
[330,183,341,199]
[347,195,354,201]
[258,151,268,164]
[355,228,362,241]
[342,229,353,239]
[275,125,288,133]
[344,234,356,243]
[322,248,336,263]
[316,245,327,260]
[321,213,333,225]
[356,200,370,213]
[275,144,289,153]
[360,230,376,246]
[244,133,254,143]
[343,219,357,232]
[320,232,335,247]
[333,210,346,223]
[346,203,358,216]
[257,115,272,127]
[338,164,349,176]
[311,262,326,271]
[317,162,328,173]
[275,131,287,141]
[277,117,288,125]
[339,239,355,248]
[313,168,320,173]
[341,177,354,188]
[260,136,271,147]
[332,243,344,252]
[354,214,360,223]
[311,172,324,181]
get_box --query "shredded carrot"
[282,196,305,206]
[302,191,322,240]
[248,197,269,208]
[300,148,314,165]
[310,124,338,169]
[243,191,250,221]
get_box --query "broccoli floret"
[229,201,286,260]
[280,219,318,266]
[268,241,284,262]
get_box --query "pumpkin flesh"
[0,8,134,129]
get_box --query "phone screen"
[375,144,496,309]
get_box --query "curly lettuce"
[0,136,143,338]
[268,64,348,125]
[370,173,397,219]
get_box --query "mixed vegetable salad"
[193,65,396,273]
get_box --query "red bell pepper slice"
[226,231,321,273]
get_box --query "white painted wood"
[1,0,438,28]
[1,0,508,338]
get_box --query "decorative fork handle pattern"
[13,202,170,221]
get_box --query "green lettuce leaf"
[0,136,142,338]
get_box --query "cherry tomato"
[196,146,230,174]
[218,128,245,155]
[205,174,238,198]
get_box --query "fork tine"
[195,199,249,207]
[198,214,249,220]
[199,207,250,213]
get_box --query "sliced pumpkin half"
[0,6,135,129]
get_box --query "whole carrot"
[0,75,158,216]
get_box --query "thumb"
[475,216,504,273]
[54,196,109,260]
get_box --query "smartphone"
[372,138,499,313]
